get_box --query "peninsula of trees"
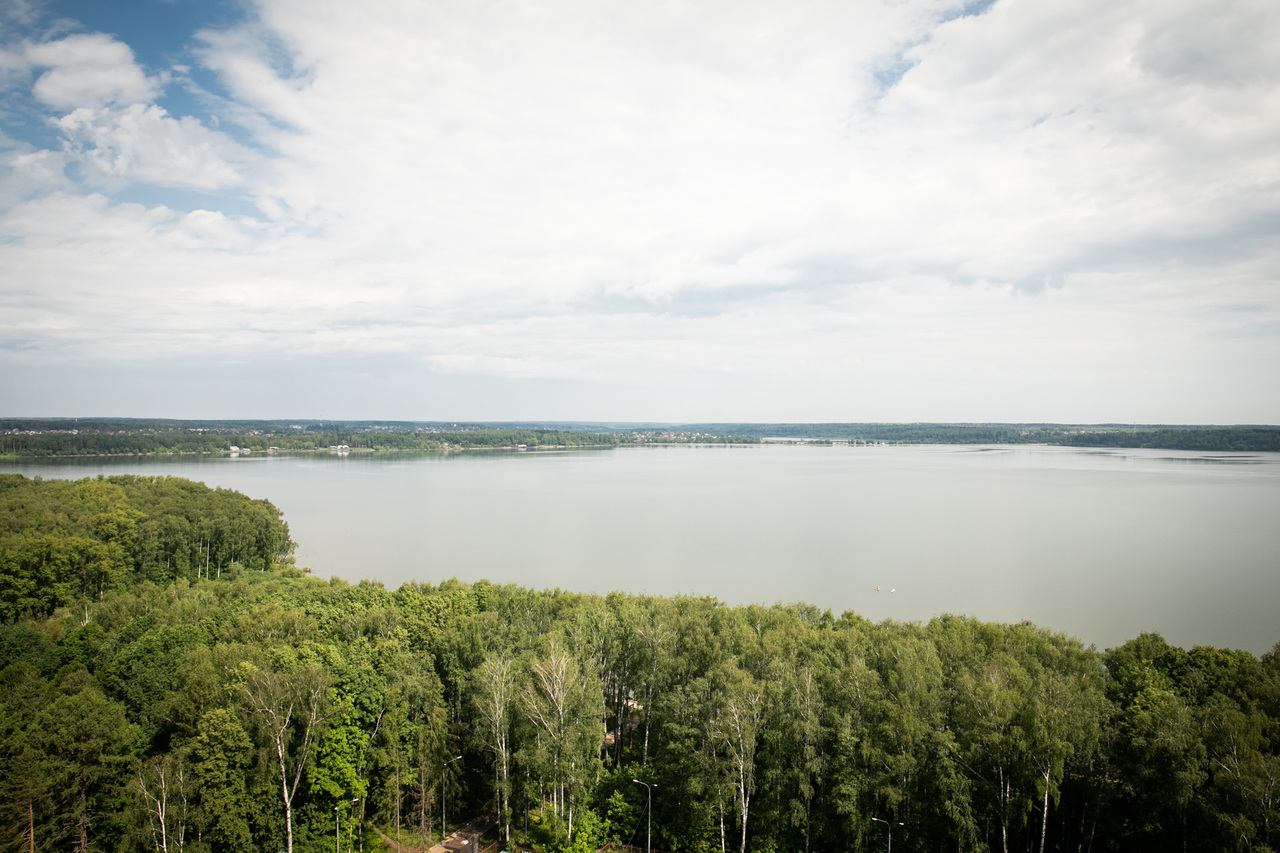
[2,473,1277,853]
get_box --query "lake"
[4,444,1278,653]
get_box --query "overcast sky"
[1,0,1277,423]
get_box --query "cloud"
[187,0,966,281]
[25,33,161,109]
[0,0,1277,420]
[0,0,38,22]
[176,0,1279,300]
[5,30,259,194]
[825,0,1280,284]
[54,103,248,190]
[0,129,72,204]
[1137,0,1280,87]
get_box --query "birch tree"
[635,599,676,769]
[135,753,189,853]
[522,640,604,842]
[954,653,1029,853]
[708,663,765,853]
[474,652,516,843]
[240,664,332,853]
[1026,661,1102,853]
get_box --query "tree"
[370,655,446,847]
[474,652,517,844]
[784,664,826,853]
[135,752,191,853]
[34,673,139,853]
[1203,700,1280,851]
[190,708,255,853]
[0,664,53,853]
[522,639,605,842]
[311,648,390,852]
[240,664,332,853]
[1104,634,1210,851]
[953,651,1029,853]
[633,598,676,770]
[1024,658,1103,853]
[708,663,764,853]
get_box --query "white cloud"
[832,0,1280,283]
[180,0,1279,300]
[0,0,1278,419]
[25,33,161,109]
[1137,0,1280,88]
[190,0,964,287]
[55,103,248,190]
[0,131,72,204]
[9,32,259,193]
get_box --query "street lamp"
[335,798,358,853]
[442,754,463,843]
[870,817,904,853]
[631,779,656,853]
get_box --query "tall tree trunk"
[502,755,510,843]
[78,788,89,853]
[999,766,1010,853]
[614,692,625,766]
[279,748,293,853]
[643,702,653,768]
[1040,769,1051,853]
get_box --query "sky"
[1,0,1277,423]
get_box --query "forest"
[0,421,761,458]
[678,423,1280,452]
[1,473,1277,853]
[0,426,627,458]
[6,419,1280,458]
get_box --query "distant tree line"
[0,419,495,434]
[1,474,1277,853]
[678,423,1280,452]
[9,419,1276,456]
[0,429,626,458]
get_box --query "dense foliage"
[2,475,1277,853]
[0,474,292,620]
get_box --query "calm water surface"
[5,445,1278,653]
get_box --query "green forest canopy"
[1,473,1277,853]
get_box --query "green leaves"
[0,475,294,621]
[192,708,256,853]
[33,673,141,851]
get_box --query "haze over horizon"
[2,0,1278,423]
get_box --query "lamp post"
[335,798,357,853]
[870,817,904,853]
[442,754,463,843]
[631,779,656,853]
